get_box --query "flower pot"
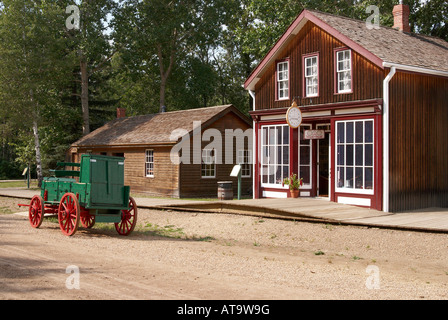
[289,189,299,198]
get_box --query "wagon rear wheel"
[58,193,80,236]
[29,195,44,228]
[80,209,95,229]
[115,197,137,236]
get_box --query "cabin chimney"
[393,4,411,33]
[117,108,126,118]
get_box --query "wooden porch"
[145,197,448,233]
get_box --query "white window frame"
[277,61,289,100]
[237,150,252,178]
[335,119,374,195]
[298,124,312,188]
[304,56,318,97]
[260,124,290,188]
[336,49,352,93]
[201,149,216,178]
[145,149,154,178]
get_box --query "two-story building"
[244,5,448,212]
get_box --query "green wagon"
[21,154,137,236]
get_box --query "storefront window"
[261,125,289,186]
[336,119,374,194]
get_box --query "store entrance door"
[317,125,331,197]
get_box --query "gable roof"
[72,105,251,148]
[244,9,448,91]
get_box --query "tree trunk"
[159,73,167,112]
[80,58,90,135]
[157,44,175,113]
[32,119,43,188]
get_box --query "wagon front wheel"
[58,193,80,236]
[115,197,137,236]
[29,195,44,228]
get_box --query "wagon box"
[20,154,137,236]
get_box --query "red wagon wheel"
[58,193,80,236]
[29,195,44,228]
[115,197,137,236]
[80,208,95,229]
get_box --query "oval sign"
[286,101,302,129]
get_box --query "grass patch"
[0,180,39,189]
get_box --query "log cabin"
[69,105,253,198]
[244,5,448,212]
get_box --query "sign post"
[230,165,242,200]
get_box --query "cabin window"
[304,55,318,97]
[201,149,216,178]
[145,150,154,177]
[298,124,312,187]
[237,150,252,178]
[276,60,289,100]
[261,125,289,186]
[335,119,374,194]
[336,49,352,93]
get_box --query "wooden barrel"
[217,181,233,200]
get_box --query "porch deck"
[148,197,448,233]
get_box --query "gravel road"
[0,196,447,300]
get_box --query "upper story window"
[276,60,289,100]
[336,49,352,93]
[304,55,319,97]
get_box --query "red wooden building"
[244,5,448,212]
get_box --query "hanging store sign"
[286,101,302,129]
[304,130,325,140]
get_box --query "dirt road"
[1,196,447,300]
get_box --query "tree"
[414,0,448,41]
[66,0,119,135]
[0,0,72,185]
[120,0,229,113]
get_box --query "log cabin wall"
[254,21,384,110]
[179,112,253,198]
[122,146,179,197]
[389,71,448,212]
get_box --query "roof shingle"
[72,105,246,147]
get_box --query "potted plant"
[283,173,303,198]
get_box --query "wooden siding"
[123,147,179,197]
[389,71,448,212]
[179,113,253,198]
[75,147,180,198]
[254,21,384,110]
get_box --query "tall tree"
[0,0,72,185]
[67,0,118,135]
[120,0,228,113]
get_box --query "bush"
[0,160,23,179]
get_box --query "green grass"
[0,180,39,189]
